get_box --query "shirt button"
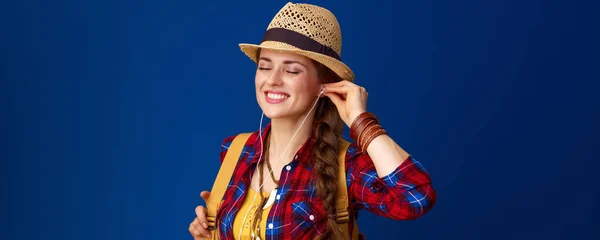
[286,165,291,171]
[268,223,274,229]
[276,194,281,200]
[309,215,315,221]
[373,181,384,191]
[294,154,299,160]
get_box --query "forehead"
[258,49,312,64]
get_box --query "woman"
[189,2,436,240]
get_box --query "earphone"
[319,85,325,96]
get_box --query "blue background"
[2,0,599,239]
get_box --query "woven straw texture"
[239,2,355,82]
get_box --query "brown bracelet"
[359,123,379,150]
[362,128,387,152]
[350,112,371,131]
[350,112,378,140]
[362,125,386,152]
[350,112,372,140]
[355,119,376,146]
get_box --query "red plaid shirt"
[215,123,436,239]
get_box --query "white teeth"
[267,92,289,100]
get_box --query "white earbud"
[319,85,324,96]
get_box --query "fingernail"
[203,222,208,228]
[206,234,212,238]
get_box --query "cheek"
[292,82,318,103]
[255,69,270,85]
[255,73,263,90]
[298,76,320,96]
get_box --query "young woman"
[189,2,436,240]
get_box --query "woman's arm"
[324,80,436,219]
[365,134,409,177]
[323,80,413,177]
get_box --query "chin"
[258,100,288,119]
[261,109,288,120]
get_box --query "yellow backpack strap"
[335,138,360,240]
[206,133,252,238]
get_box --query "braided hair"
[311,61,347,240]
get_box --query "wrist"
[350,112,376,140]
[348,111,365,127]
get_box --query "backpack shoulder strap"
[206,133,253,234]
[335,138,360,240]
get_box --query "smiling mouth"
[267,92,289,99]
[265,92,290,103]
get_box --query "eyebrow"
[258,57,307,68]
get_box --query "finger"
[195,205,207,219]
[194,219,211,238]
[324,80,354,88]
[190,218,201,233]
[200,191,211,203]
[190,218,212,239]
[189,219,202,236]
[323,85,350,96]
[324,84,363,95]
[323,92,344,110]
[195,206,210,230]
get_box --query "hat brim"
[239,41,355,82]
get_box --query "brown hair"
[311,60,346,240]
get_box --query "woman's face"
[255,49,322,121]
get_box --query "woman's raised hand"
[323,80,368,127]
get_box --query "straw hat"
[239,2,355,82]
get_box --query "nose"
[265,67,284,86]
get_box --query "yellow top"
[232,188,274,240]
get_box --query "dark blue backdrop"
[2,0,598,239]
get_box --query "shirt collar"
[250,122,317,166]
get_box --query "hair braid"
[312,61,347,240]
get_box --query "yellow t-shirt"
[232,188,274,240]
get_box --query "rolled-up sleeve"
[346,144,436,220]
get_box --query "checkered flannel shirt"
[215,123,436,239]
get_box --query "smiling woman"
[188,2,437,240]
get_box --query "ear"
[318,85,325,97]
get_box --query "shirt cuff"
[378,155,422,188]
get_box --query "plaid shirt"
[215,123,436,239]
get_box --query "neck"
[267,113,316,166]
